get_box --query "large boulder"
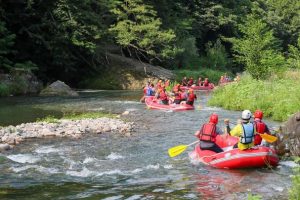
[275,112,300,156]
[40,80,78,96]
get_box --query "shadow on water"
[0,90,292,199]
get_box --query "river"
[0,90,294,199]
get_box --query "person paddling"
[186,89,197,106]
[253,110,271,145]
[194,113,224,153]
[230,110,256,150]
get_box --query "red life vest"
[159,91,168,100]
[174,92,181,100]
[255,120,266,134]
[254,120,266,145]
[199,123,217,142]
[143,87,147,94]
[204,80,209,86]
[187,93,196,102]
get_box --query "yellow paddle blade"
[168,145,188,157]
[259,133,278,143]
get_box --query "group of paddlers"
[195,110,272,153]
[140,79,197,106]
[181,76,211,87]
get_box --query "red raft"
[180,83,214,91]
[189,135,279,169]
[145,96,194,111]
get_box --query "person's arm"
[194,130,200,138]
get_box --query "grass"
[208,70,300,121]
[289,157,300,200]
[36,112,118,123]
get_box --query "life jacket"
[240,123,254,144]
[146,87,154,96]
[187,93,196,102]
[174,92,181,100]
[254,120,266,145]
[254,120,266,134]
[159,91,168,100]
[204,80,209,86]
[199,123,217,143]
[143,87,147,95]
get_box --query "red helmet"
[254,110,263,119]
[209,113,218,124]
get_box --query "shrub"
[208,71,300,121]
[0,83,10,96]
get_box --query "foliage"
[63,112,117,120]
[36,116,59,123]
[0,21,15,71]
[208,72,300,121]
[109,0,179,62]
[9,76,28,95]
[247,193,262,200]
[252,0,300,50]
[203,39,229,70]
[287,37,300,69]
[289,157,300,200]
[226,14,286,79]
[0,83,10,96]
[37,112,117,123]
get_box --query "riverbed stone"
[40,80,78,96]
[0,144,11,151]
[275,112,300,156]
[0,117,134,151]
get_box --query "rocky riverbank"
[0,117,134,152]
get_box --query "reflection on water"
[0,90,292,199]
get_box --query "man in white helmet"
[230,110,256,150]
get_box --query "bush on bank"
[208,71,300,121]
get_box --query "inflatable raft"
[180,83,214,91]
[145,96,194,111]
[189,135,279,169]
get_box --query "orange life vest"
[199,123,217,143]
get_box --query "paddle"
[168,140,199,157]
[228,121,278,143]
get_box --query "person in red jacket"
[188,77,194,86]
[194,113,224,153]
[186,89,197,106]
[154,88,169,105]
[203,78,209,86]
[253,109,271,145]
[173,88,182,104]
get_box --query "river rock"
[0,143,11,151]
[275,112,300,156]
[0,117,134,151]
[40,80,78,96]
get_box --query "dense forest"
[0,0,299,86]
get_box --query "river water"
[0,90,294,199]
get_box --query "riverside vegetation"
[208,71,300,122]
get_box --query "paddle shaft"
[187,140,199,147]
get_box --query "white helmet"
[242,110,252,120]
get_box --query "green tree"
[287,37,300,69]
[109,0,178,62]
[226,15,286,79]
[0,21,15,71]
[252,0,300,50]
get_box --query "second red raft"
[145,96,194,111]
